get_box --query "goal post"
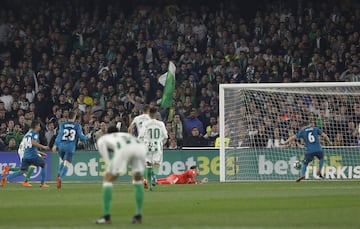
[219,82,360,182]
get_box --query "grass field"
[0,181,360,229]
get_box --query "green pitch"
[0,181,359,229]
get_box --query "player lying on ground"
[148,165,208,185]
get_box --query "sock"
[6,171,22,180]
[153,167,159,176]
[102,182,113,216]
[134,181,144,215]
[319,158,324,174]
[152,167,159,185]
[58,163,64,176]
[301,163,307,176]
[24,166,35,182]
[10,168,20,172]
[145,167,152,189]
[40,167,46,184]
[60,166,68,180]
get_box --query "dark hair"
[300,121,309,127]
[69,111,76,120]
[190,165,197,170]
[31,120,41,129]
[143,104,150,113]
[149,107,157,114]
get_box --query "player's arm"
[77,125,90,141]
[189,177,208,184]
[128,122,135,134]
[32,140,50,151]
[321,132,332,146]
[161,123,168,144]
[280,135,297,145]
[54,124,64,146]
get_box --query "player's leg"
[57,152,73,189]
[2,160,29,187]
[152,163,160,186]
[59,159,71,180]
[316,152,325,178]
[150,153,163,188]
[2,165,14,176]
[157,175,177,184]
[33,157,48,188]
[297,153,314,182]
[130,144,146,224]
[156,177,172,184]
[22,165,36,187]
[132,172,144,224]
[145,162,153,191]
[95,137,117,224]
[57,151,65,189]
[95,172,117,224]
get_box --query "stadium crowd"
[1,0,360,151]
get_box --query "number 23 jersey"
[55,121,89,153]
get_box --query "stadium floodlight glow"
[219,82,360,182]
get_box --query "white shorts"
[97,135,147,175]
[146,151,163,165]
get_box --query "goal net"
[219,82,360,182]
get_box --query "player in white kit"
[128,104,150,138]
[95,126,147,225]
[138,107,168,191]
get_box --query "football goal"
[219,82,360,182]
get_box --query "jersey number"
[23,137,32,149]
[307,132,315,143]
[62,129,76,141]
[147,128,160,139]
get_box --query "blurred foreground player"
[95,126,147,224]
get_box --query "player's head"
[69,111,77,121]
[300,121,309,128]
[142,104,150,114]
[149,107,157,119]
[190,165,197,170]
[31,120,41,131]
[107,126,118,134]
[190,165,200,174]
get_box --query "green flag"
[160,61,176,108]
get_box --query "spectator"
[94,122,108,141]
[168,139,178,149]
[5,137,17,151]
[0,86,13,111]
[171,113,184,146]
[1,0,360,150]
[45,121,56,146]
[267,127,284,148]
[91,97,104,119]
[183,127,208,147]
[203,124,219,147]
[184,108,204,137]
